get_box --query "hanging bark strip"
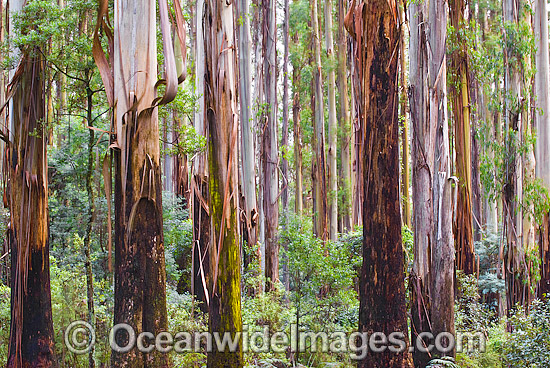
[5,51,56,367]
[346,0,413,366]
[449,0,475,275]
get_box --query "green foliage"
[160,87,206,159]
[0,284,10,364]
[426,356,461,368]
[163,194,193,285]
[504,300,550,367]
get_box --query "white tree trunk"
[535,0,550,187]
[324,0,338,241]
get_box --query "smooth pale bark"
[324,0,338,241]
[399,19,411,229]
[337,0,352,231]
[311,0,329,241]
[237,0,259,249]
[449,0,475,275]
[281,0,290,211]
[263,0,280,290]
[345,0,413,366]
[203,0,243,364]
[534,0,550,297]
[163,118,174,193]
[111,2,168,366]
[292,35,303,217]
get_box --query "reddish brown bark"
[346,1,413,366]
[6,52,56,368]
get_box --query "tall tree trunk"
[6,1,56,366]
[324,0,338,241]
[192,0,211,311]
[349,11,362,229]
[337,0,352,231]
[311,0,329,241]
[263,0,280,290]
[408,2,432,366]
[84,86,96,368]
[111,2,168,366]
[427,0,455,361]
[293,55,303,217]
[400,19,411,229]
[237,0,259,249]
[346,1,413,366]
[6,47,56,368]
[203,0,243,364]
[535,0,550,297]
[502,0,527,312]
[449,0,475,275]
[281,0,290,211]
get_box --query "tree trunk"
[449,0,475,275]
[337,0,352,231]
[111,2,168,366]
[346,1,413,366]
[400,19,411,229]
[408,1,432,365]
[293,56,303,217]
[84,87,96,368]
[203,0,244,363]
[237,0,259,249]
[324,0,338,241]
[263,0,280,290]
[281,0,290,212]
[191,0,211,311]
[311,0,329,241]
[6,48,57,368]
[427,0,455,360]
[535,0,550,297]
[502,0,528,312]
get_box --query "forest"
[0,0,549,367]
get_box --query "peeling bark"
[6,50,56,368]
[203,0,244,364]
[111,2,168,366]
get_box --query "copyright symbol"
[64,321,96,354]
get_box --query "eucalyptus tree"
[449,0,475,275]
[263,0,280,289]
[94,0,185,365]
[345,0,413,365]
[534,0,550,297]
[409,0,455,365]
[310,0,328,241]
[501,0,531,311]
[324,0,338,241]
[202,0,244,364]
[5,0,56,366]
[237,0,259,250]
